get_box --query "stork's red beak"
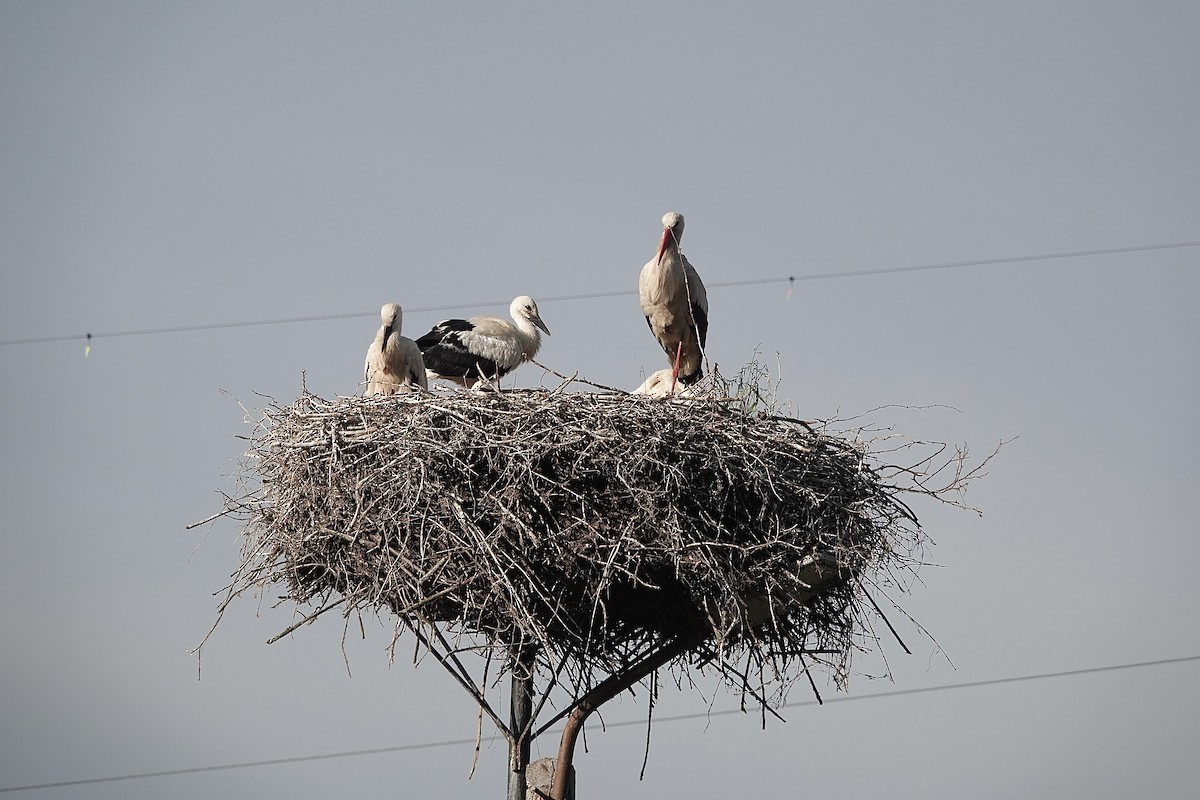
[656,228,671,263]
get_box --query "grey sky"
[2,2,1198,797]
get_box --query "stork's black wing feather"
[691,303,708,350]
[423,342,503,379]
[415,318,473,350]
[416,319,503,380]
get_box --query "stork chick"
[416,295,551,388]
[365,303,428,396]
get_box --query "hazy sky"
[2,2,1198,798]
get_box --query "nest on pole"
[214,382,974,705]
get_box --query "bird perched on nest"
[415,295,551,388]
[632,368,699,398]
[364,303,428,396]
[639,211,709,389]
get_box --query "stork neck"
[658,246,683,273]
[511,317,542,356]
[517,318,540,341]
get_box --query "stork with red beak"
[638,211,709,390]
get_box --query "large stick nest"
[219,384,964,696]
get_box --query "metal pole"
[551,632,702,800]
[507,646,535,800]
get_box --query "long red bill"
[656,229,670,263]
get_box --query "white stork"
[415,295,551,388]
[638,211,709,387]
[632,368,698,398]
[364,303,428,396]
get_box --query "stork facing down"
[416,295,551,388]
[364,303,428,396]
[632,368,698,398]
[639,211,709,387]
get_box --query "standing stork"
[639,211,709,387]
[415,295,551,388]
[364,303,428,396]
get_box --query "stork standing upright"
[638,211,709,388]
[415,295,551,388]
[364,303,428,396]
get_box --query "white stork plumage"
[415,295,551,388]
[364,303,428,396]
[639,211,709,386]
[632,368,698,398]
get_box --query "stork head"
[380,303,401,326]
[380,303,401,337]
[657,211,685,263]
[511,295,551,336]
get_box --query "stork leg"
[669,341,682,395]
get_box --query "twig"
[185,509,228,530]
[856,578,912,655]
[266,598,347,644]
[529,358,625,393]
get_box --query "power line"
[2,653,1196,794]
[642,652,1200,724]
[707,238,1200,287]
[2,238,1197,349]
[0,738,481,794]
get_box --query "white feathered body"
[632,367,699,398]
[416,296,550,388]
[639,218,709,383]
[365,304,428,396]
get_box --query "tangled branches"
[209,383,987,710]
